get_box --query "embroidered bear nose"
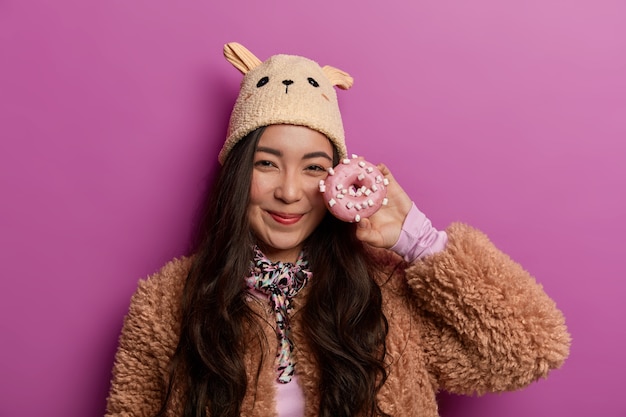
[282,79,294,93]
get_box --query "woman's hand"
[355,164,413,249]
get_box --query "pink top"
[249,203,446,416]
[275,374,306,417]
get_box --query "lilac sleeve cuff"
[389,202,448,263]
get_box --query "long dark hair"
[159,127,389,417]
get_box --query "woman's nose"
[274,172,303,203]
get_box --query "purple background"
[1,0,624,416]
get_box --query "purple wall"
[1,1,624,416]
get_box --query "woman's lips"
[269,212,303,225]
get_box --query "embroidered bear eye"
[307,77,319,87]
[256,76,269,88]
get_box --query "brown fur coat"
[106,223,570,416]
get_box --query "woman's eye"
[255,160,275,168]
[306,165,326,172]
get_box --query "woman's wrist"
[389,203,448,262]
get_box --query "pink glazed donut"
[319,156,389,223]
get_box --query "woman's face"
[248,124,333,263]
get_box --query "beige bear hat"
[218,42,354,164]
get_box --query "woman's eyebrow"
[255,147,332,162]
[303,151,332,161]
[255,146,281,156]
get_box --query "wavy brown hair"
[158,127,390,417]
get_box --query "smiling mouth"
[269,212,303,225]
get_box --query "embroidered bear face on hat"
[218,42,354,164]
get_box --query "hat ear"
[322,65,354,90]
[223,42,263,74]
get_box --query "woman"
[106,43,570,417]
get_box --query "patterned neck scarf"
[245,246,312,383]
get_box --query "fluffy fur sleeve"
[106,257,191,417]
[405,223,570,395]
